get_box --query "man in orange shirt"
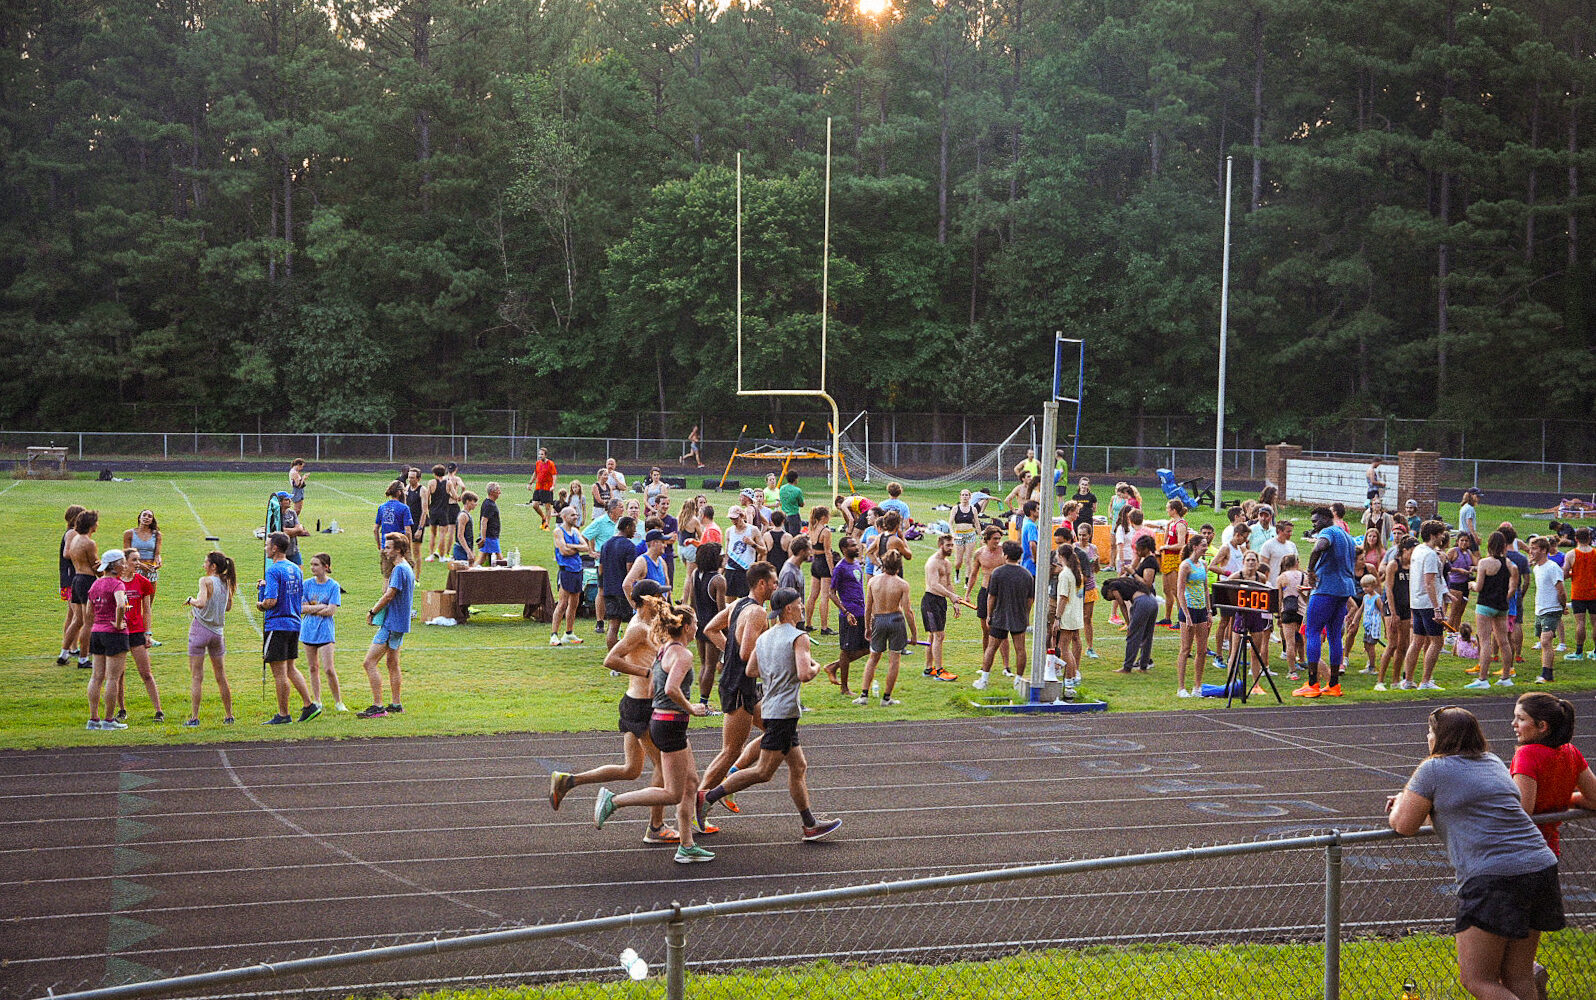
[528,448,558,531]
[1564,526,1596,661]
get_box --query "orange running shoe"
[1292,683,1321,698]
[1323,684,1343,697]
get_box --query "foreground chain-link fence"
[33,812,1596,1000]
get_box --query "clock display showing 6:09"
[1212,582,1279,613]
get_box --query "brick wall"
[1265,443,1301,500]
[1398,450,1440,519]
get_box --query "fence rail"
[5,431,1593,496]
[35,811,1596,1000]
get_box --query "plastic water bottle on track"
[871,679,880,699]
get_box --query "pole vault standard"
[734,120,841,504]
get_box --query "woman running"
[680,425,704,468]
[594,600,713,864]
[1174,534,1212,698]
[183,551,236,726]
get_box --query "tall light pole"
[1214,155,1234,508]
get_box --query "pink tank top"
[88,577,126,632]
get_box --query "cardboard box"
[421,589,455,621]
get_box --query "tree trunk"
[283,156,293,282]
[1437,168,1450,398]
[413,2,433,208]
[656,350,669,442]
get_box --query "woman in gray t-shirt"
[1388,706,1562,1000]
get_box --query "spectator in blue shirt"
[878,482,912,524]
[358,532,417,719]
[375,482,414,569]
[600,517,639,649]
[1020,501,1041,576]
[257,532,319,725]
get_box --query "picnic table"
[444,566,555,622]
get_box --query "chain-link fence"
[35,812,1596,1000]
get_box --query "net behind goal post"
[834,414,1038,492]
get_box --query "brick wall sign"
[1285,457,1397,507]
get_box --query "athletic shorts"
[1280,610,1304,625]
[558,569,584,595]
[70,573,94,604]
[1184,607,1211,626]
[429,510,451,528]
[446,504,460,525]
[920,593,948,634]
[990,628,1024,643]
[618,695,651,738]
[127,631,147,649]
[724,564,749,599]
[301,641,329,651]
[263,630,300,663]
[452,544,472,562]
[838,613,867,653]
[869,612,909,653]
[1476,604,1505,618]
[976,586,990,620]
[1455,865,1564,939]
[372,628,406,649]
[761,716,800,754]
[1536,610,1563,635]
[188,621,224,657]
[810,556,831,581]
[532,489,554,503]
[603,593,629,621]
[1411,608,1443,637]
[649,712,690,754]
[1083,587,1098,604]
[1572,599,1596,615]
[89,632,129,656]
[1159,552,1181,574]
[719,672,759,715]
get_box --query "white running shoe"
[1373,683,1388,691]
[972,673,989,691]
[1495,678,1515,687]
[549,633,564,647]
[1397,679,1418,690]
[1555,643,1566,652]
[1176,688,1192,698]
[1417,681,1443,690]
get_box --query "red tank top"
[1569,548,1596,601]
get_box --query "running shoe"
[1532,640,1542,650]
[971,674,988,691]
[386,704,404,714]
[720,791,740,814]
[1464,679,1491,690]
[674,845,715,864]
[1495,677,1515,687]
[820,627,836,636]
[643,825,680,844]
[1086,649,1099,659]
[1417,681,1444,690]
[152,711,164,722]
[549,633,565,647]
[148,638,162,648]
[1373,683,1388,691]
[594,621,604,634]
[1555,643,1566,652]
[1397,680,1418,691]
[852,695,870,705]
[1156,619,1172,627]
[881,696,902,706]
[85,719,105,731]
[693,790,709,833]
[56,654,69,666]
[1463,665,1481,675]
[116,708,127,721]
[594,787,617,828]
[549,771,573,811]
[77,658,92,669]
[1292,683,1321,698]
[1515,656,1526,664]
[1322,684,1343,697]
[1535,674,1552,684]
[263,713,292,725]
[699,822,720,835]
[298,703,323,723]
[565,633,584,645]
[104,718,128,730]
[335,701,348,712]
[1175,688,1192,698]
[355,705,387,719]
[1564,651,1583,660]
[1587,651,1595,661]
[928,666,958,682]
[223,716,235,724]
[802,818,843,842]
[1358,666,1377,675]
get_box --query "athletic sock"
[705,786,726,805]
[1306,665,1319,686]
[800,809,817,827]
[727,766,739,778]
[1328,664,1341,687]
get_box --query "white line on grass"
[314,480,377,506]
[0,479,21,497]
[171,480,259,636]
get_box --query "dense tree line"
[2,0,1593,457]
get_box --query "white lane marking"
[314,481,378,507]
[171,480,260,635]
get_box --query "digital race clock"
[1210,580,1280,613]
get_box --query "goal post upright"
[734,121,841,503]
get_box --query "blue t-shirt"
[1505,550,1531,616]
[879,498,911,523]
[556,525,584,573]
[600,534,637,595]
[384,562,416,634]
[582,514,616,552]
[1312,525,1358,599]
[376,500,413,547]
[300,577,340,645]
[263,558,303,631]
[1020,519,1040,576]
[860,527,880,575]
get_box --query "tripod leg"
[1224,634,1246,707]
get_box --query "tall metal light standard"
[1214,155,1234,508]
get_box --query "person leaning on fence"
[1388,706,1562,1000]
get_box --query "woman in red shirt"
[116,550,164,722]
[1511,693,1596,856]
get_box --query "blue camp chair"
[1156,469,1214,510]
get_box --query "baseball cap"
[631,579,665,605]
[274,490,291,499]
[770,587,801,614]
[1257,504,1273,514]
[1405,499,1418,507]
[99,549,125,571]
[644,529,665,543]
[728,507,746,519]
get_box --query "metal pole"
[1324,833,1343,1000]
[665,912,687,1000]
[78,432,83,460]
[864,411,871,482]
[1214,154,1233,509]
[1072,339,1085,473]
[1030,401,1059,698]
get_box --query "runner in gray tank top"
[693,588,842,842]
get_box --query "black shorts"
[70,573,94,604]
[263,630,300,663]
[976,586,990,620]
[1572,599,1596,615]
[649,713,690,754]
[302,641,329,651]
[720,673,760,715]
[990,627,1024,643]
[603,593,629,620]
[446,504,461,525]
[1412,608,1443,637]
[1455,865,1564,939]
[127,631,147,649]
[618,695,651,738]
[761,716,800,754]
[870,612,909,653]
[1184,607,1212,626]
[558,569,584,595]
[724,564,749,598]
[920,593,948,634]
[532,489,554,503]
[429,510,451,528]
[810,556,831,581]
[89,632,129,656]
[838,613,867,652]
[1281,610,1304,625]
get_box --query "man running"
[857,550,915,705]
[699,562,777,806]
[551,507,590,646]
[823,538,868,695]
[921,533,965,682]
[974,541,1032,690]
[258,532,320,725]
[530,448,558,529]
[1293,506,1357,698]
[548,580,676,843]
[694,587,842,842]
[965,526,1009,673]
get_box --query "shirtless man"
[965,526,1009,673]
[857,551,916,706]
[66,510,102,668]
[57,504,86,665]
[699,562,778,820]
[921,534,967,682]
[547,580,676,843]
